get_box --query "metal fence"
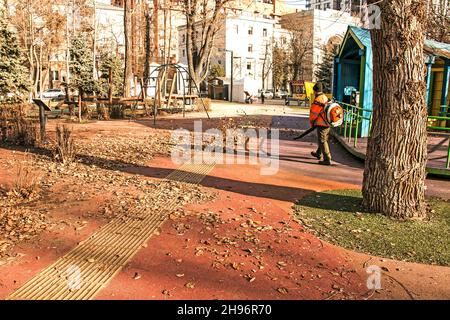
[336,101,373,148]
[335,101,450,169]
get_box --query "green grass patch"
[294,189,450,266]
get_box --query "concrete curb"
[330,129,366,160]
[331,129,450,178]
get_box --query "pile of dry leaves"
[0,128,216,259]
[0,206,51,256]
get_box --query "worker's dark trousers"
[316,127,332,161]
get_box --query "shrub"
[11,155,40,198]
[97,104,110,120]
[194,98,212,112]
[110,105,124,119]
[54,125,76,164]
[0,104,40,147]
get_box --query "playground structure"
[329,26,450,176]
[141,63,210,124]
[334,26,450,138]
[26,63,212,143]
[34,63,210,125]
[284,80,332,107]
[285,80,315,107]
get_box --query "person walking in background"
[260,91,265,104]
[309,83,332,166]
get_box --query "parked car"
[41,89,65,100]
[275,90,289,99]
[260,90,274,99]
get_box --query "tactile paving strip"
[7,161,215,300]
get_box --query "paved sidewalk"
[2,110,450,300]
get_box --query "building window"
[234,25,239,34]
[182,49,185,57]
[263,28,267,37]
[182,34,185,43]
[248,44,253,53]
[247,62,252,70]
[248,27,253,35]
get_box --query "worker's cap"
[313,83,323,92]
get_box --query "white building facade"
[178,11,290,101]
[95,0,125,54]
[46,0,125,90]
[281,8,360,82]
[306,0,367,14]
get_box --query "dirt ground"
[0,107,449,300]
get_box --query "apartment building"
[306,0,367,14]
[46,0,125,89]
[280,8,360,82]
[178,10,290,101]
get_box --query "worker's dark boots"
[318,159,332,166]
[311,151,321,160]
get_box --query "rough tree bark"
[144,4,151,88]
[362,0,428,219]
[152,0,159,63]
[123,0,133,97]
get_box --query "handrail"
[428,115,450,122]
[336,101,373,113]
[334,100,372,148]
[428,115,450,169]
[334,100,450,169]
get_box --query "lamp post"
[226,49,234,102]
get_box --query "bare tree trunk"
[167,7,172,64]
[78,90,82,123]
[123,0,133,97]
[184,0,226,86]
[152,0,159,63]
[33,47,40,97]
[163,3,167,64]
[93,0,97,80]
[108,67,113,105]
[38,47,43,93]
[131,0,137,79]
[362,0,428,219]
[65,2,71,99]
[144,5,151,88]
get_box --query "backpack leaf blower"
[293,102,344,140]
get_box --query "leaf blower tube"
[293,127,316,140]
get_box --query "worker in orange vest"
[309,83,332,166]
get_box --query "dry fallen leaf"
[133,272,141,280]
[185,282,195,289]
[162,289,171,296]
[277,287,289,294]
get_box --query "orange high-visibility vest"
[309,93,329,127]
